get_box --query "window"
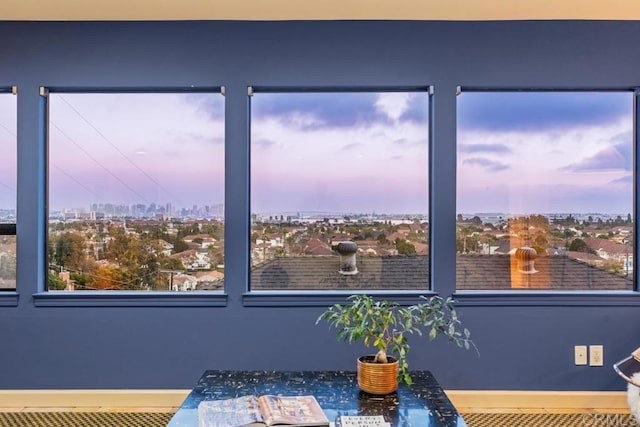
[250,89,430,291]
[47,91,224,291]
[0,89,16,291]
[456,90,634,291]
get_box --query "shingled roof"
[250,254,632,291]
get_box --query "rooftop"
[251,254,633,291]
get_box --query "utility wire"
[0,121,15,137]
[51,164,103,201]
[57,95,180,202]
[50,121,149,203]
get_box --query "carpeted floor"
[0,412,173,427]
[462,412,636,427]
[0,412,635,427]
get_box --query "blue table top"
[168,370,467,427]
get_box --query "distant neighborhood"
[0,207,633,291]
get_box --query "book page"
[198,395,265,427]
[260,395,329,426]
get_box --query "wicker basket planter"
[357,355,399,395]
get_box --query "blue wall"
[1,20,639,391]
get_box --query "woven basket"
[357,355,399,395]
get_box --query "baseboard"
[445,390,628,410]
[0,390,190,408]
[0,389,628,410]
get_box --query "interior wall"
[0,20,638,391]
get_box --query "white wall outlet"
[590,345,604,367]
[575,345,587,365]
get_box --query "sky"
[48,92,225,211]
[0,90,634,216]
[0,93,17,211]
[251,92,430,215]
[457,92,633,215]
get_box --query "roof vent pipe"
[514,246,538,274]
[335,241,358,275]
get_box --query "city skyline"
[0,91,635,215]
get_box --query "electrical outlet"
[590,345,604,367]
[575,345,587,365]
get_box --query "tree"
[568,238,589,253]
[48,272,67,290]
[395,238,416,255]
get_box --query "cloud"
[253,138,278,149]
[253,92,390,129]
[462,157,510,172]
[341,143,364,151]
[562,142,632,172]
[458,143,512,154]
[398,92,429,124]
[609,174,633,185]
[187,92,224,120]
[252,91,430,130]
[458,92,631,132]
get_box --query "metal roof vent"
[335,241,358,275]
[514,246,538,274]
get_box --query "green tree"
[395,238,416,255]
[48,272,67,290]
[568,238,589,252]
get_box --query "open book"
[198,395,330,427]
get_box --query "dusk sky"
[0,93,16,211]
[49,92,225,211]
[0,90,634,216]
[251,91,430,215]
[457,92,633,215]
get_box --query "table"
[168,370,467,427]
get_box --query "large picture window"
[250,89,430,290]
[456,90,634,291]
[0,90,16,291]
[47,91,225,291]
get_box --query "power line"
[50,121,149,203]
[0,121,15,137]
[0,181,14,192]
[51,164,103,201]
[57,95,180,202]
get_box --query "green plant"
[317,294,476,385]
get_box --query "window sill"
[0,292,19,307]
[242,291,436,307]
[453,290,640,307]
[32,291,228,307]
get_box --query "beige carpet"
[462,412,636,427]
[0,412,173,427]
[0,412,635,427]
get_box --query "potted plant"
[317,294,476,394]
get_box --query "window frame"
[244,85,436,306]
[453,86,639,306]
[34,86,228,307]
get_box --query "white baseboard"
[0,389,628,410]
[445,390,628,410]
